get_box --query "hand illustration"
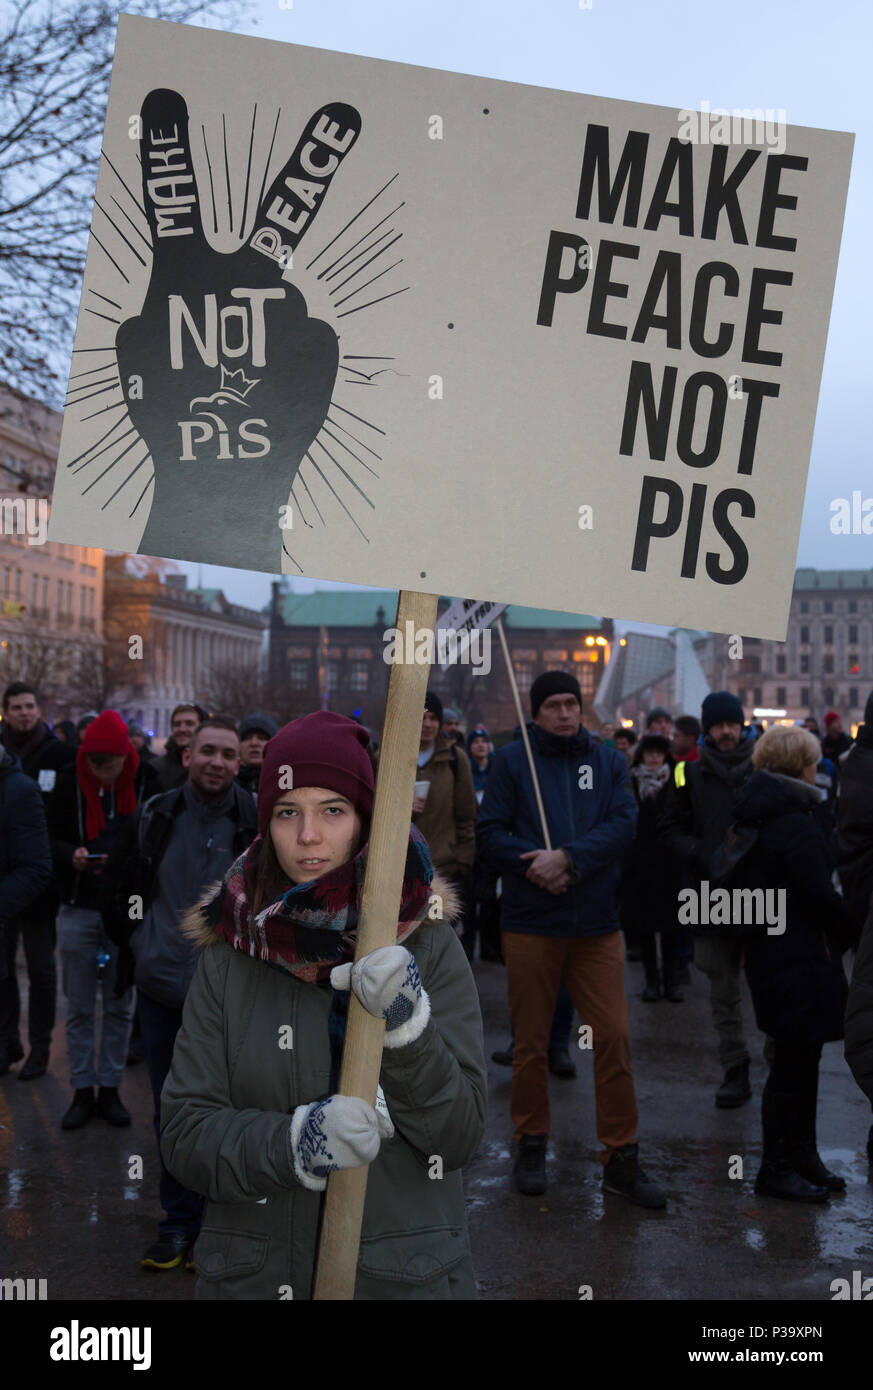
[115,89,361,569]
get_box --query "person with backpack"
[726,725,859,1201]
[658,692,756,1109]
[101,716,258,1272]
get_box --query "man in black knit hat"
[477,669,664,1207]
[659,691,756,1108]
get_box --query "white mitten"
[331,945,431,1049]
[290,1093,394,1192]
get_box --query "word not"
[677,881,786,934]
[677,103,787,155]
[0,497,48,545]
[830,1270,873,1299]
[50,1321,151,1370]
[383,622,491,676]
[0,1276,47,1300]
[829,492,873,535]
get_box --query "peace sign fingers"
[248,102,361,273]
[139,89,207,263]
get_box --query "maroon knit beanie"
[257,711,375,836]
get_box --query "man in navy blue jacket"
[477,670,665,1206]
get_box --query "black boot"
[715,1060,752,1108]
[18,1049,50,1081]
[661,967,684,1003]
[661,936,684,1001]
[491,1042,514,1067]
[513,1134,547,1195]
[548,1046,577,1078]
[641,970,661,1002]
[602,1143,667,1209]
[62,1088,96,1130]
[754,1087,828,1203]
[97,1087,132,1127]
[786,1073,845,1192]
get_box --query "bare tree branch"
[0,0,250,402]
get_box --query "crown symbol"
[219,365,260,400]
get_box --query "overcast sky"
[171,0,871,629]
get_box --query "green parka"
[160,874,486,1300]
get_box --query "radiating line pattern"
[63,109,410,550]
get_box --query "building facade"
[0,384,105,720]
[696,568,873,727]
[104,557,268,734]
[267,584,612,737]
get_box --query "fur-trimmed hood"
[181,868,460,951]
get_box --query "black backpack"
[710,821,761,888]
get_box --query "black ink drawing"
[65,88,410,573]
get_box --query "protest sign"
[48,15,852,639]
[436,597,507,669]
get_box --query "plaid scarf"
[203,825,434,983]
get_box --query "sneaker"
[548,1046,577,1079]
[513,1134,547,1195]
[491,1044,514,1067]
[62,1088,96,1130]
[602,1143,667,1209]
[0,1040,25,1077]
[97,1087,132,1127]
[754,1161,829,1203]
[18,1049,50,1081]
[715,1060,752,1109]
[141,1234,191,1271]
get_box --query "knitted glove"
[290,1093,394,1192]
[331,945,431,1049]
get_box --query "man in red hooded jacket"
[47,711,145,1130]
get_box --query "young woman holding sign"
[160,711,486,1299]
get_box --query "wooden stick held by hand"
[312,589,438,1301]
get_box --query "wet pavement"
[1,949,871,1301]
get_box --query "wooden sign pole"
[312,588,438,1301]
[494,615,552,849]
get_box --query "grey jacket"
[131,784,241,1009]
[160,874,486,1300]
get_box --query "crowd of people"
[1,671,872,1299]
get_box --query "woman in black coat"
[728,725,859,1203]
[620,734,682,1001]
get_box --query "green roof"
[273,588,603,631]
[794,569,873,590]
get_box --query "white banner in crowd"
[48,15,853,639]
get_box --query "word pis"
[677,881,786,934]
[382,622,492,676]
[0,497,48,545]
